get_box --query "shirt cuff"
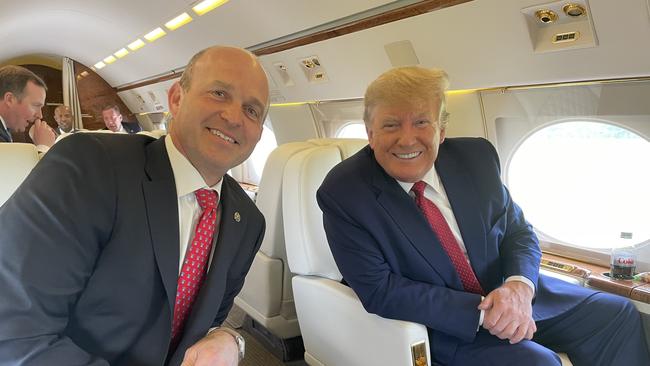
[477,296,485,331]
[505,275,535,294]
[36,145,50,154]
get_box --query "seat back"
[0,143,39,206]
[234,141,315,338]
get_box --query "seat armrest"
[293,276,430,366]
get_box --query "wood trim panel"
[116,0,472,92]
[542,253,650,303]
[253,0,473,56]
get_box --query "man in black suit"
[102,104,142,133]
[53,104,74,134]
[0,46,270,366]
[0,65,55,150]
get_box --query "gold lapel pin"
[234,212,241,222]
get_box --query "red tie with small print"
[170,188,218,346]
[411,181,484,295]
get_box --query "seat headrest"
[283,139,365,280]
[256,142,315,257]
[0,143,39,206]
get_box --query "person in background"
[0,45,270,366]
[0,65,55,152]
[317,66,650,366]
[102,104,142,133]
[53,104,74,134]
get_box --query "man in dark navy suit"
[0,65,55,150]
[317,66,650,366]
[0,46,269,366]
[101,104,142,133]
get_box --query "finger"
[509,324,528,344]
[478,294,493,310]
[482,305,505,329]
[180,349,197,366]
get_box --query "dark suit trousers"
[446,293,649,366]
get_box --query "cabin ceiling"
[0,0,398,86]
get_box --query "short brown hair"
[363,66,450,130]
[102,104,121,114]
[0,65,48,100]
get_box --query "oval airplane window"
[507,121,650,249]
[247,125,278,184]
[336,122,367,139]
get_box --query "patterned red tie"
[411,181,484,295]
[170,188,218,345]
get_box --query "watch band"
[207,326,245,362]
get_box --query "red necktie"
[411,181,484,295]
[170,188,218,345]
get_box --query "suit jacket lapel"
[367,148,464,290]
[142,136,180,317]
[436,144,489,288]
[0,122,12,142]
[173,176,248,354]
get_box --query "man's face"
[5,81,46,132]
[367,100,446,183]
[102,108,123,132]
[168,48,269,185]
[54,106,73,131]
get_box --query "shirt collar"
[396,166,443,195]
[165,134,223,199]
[0,115,8,132]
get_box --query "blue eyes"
[212,89,261,121]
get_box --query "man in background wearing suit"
[102,104,142,133]
[53,104,74,134]
[0,46,269,366]
[317,66,649,366]
[0,65,55,151]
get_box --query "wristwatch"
[208,327,245,362]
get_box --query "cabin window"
[479,80,650,271]
[229,119,278,186]
[336,122,367,139]
[507,121,650,250]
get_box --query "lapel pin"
[234,212,241,222]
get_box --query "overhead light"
[128,39,146,51]
[103,55,117,64]
[80,71,89,77]
[563,3,586,17]
[114,48,129,58]
[165,12,193,30]
[144,27,166,42]
[90,67,96,71]
[535,9,558,24]
[94,61,106,69]
[192,0,229,16]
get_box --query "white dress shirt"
[165,135,223,273]
[397,167,535,327]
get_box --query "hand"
[478,281,536,344]
[180,329,239,366]
[31,120,56,147]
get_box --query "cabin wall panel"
[445,92,485,138]
[268,104,320,144]
[74,61,136,130]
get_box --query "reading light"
[144,27,166,42]
[165,12,193,30]
[563,3,586,17]
[114,48,129,58]
[128,39,146,51]
[103,55,117,64]
[94,62,106,70]
[193,0,230,16]
[535,9,558,23]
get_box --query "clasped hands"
[478,281,536,344]
[180,329,239,366]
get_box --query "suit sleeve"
[0,134,116,365]
[318,188,482,343]
[480,138,541,289]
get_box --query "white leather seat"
[282,139,431,366]
[282,138,573,366]
[0,143,40,206]
[234,142,316,339]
